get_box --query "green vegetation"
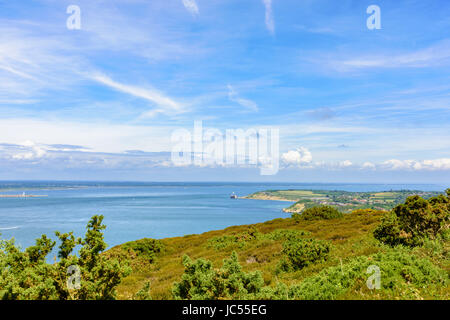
[172,252,267,300]
[1,190,449,300]
[292,205,343,221]
[288,248,447,300]
[207,226,262,250]
[0,215,130,300]
[279,238,331,271]
[122,238,164,263]
[207,227,310,250]
[246,189,443,213]
[374,190,450,247]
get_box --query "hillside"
[1,189,448,300]
[107,207,449,300]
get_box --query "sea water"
[0,181,447,256]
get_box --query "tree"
[374,190,450,247]
[0,215,131,300]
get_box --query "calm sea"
[0,181,447,257]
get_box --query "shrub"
[292,205,343,221]
[0,215,131,300]
[254,282,289,300]
[280,238,331,270]
[122,238,164,263]
[288,248,448,300]
[265,229,310,241]
[207,227,262,250]
[351,209,385,215]
[208,228,310,251]
[374,190,450,247]
[172,252,265,300]
[133,282,152,300]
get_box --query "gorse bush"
[207,228,310,250]
[374,190,450,247]
[172,252,265,300]
[122,238,164,263]
[132,282,152,300]
[288,248,448,300]
[207,226,262,250]
[292,205,343,221]
[172,248,447,300]
[0,215,131,300]
[172,251,297,300]
[264,229,311,241]
[279,238,331,271]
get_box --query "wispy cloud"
[182,0,199,15]
[91,73,185,118]
[330,39,450,71]
[227,85,259,112]
[262,0,275,35]
[0,118,175,154]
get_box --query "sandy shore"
[241,194,296,202]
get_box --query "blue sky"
[0,0,450,182]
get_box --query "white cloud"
[422,159,450,170]
[382,158,450,171]
[9,141,47,160]
[227,85,259,112]
[0,118,175,154]
[362,161,376,169]
[332,39,450,71]
[281,147,312,166]
[0,23,84,100]
[262,0,275,35]
[182,0,199,15]
[339,160,353,167]
[91,73,185,118]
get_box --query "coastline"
[0,195,48,198]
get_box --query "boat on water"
[230,192,238,199]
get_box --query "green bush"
[172,251,265,300]
[288,248,448,300]
[280,238,331,271]
[208,228,311,251]
[374,190,450,247]
[0,215,131,300]
[292,205,343,221]
[265,229,311,241]
[132,282,152,300]
[122,238,164,262]
[207,226,262,250]
[172,251,296,300]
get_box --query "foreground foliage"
[171,247,448,300]
[288,247,448,299]
[279,238,331,271]
[0,215,131,300]
[374,189,450,247]
[172,252,266,300]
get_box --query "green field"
[244,189,443,213]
